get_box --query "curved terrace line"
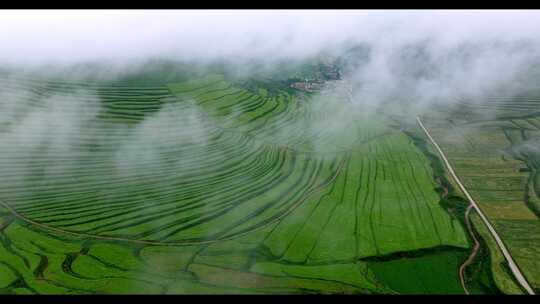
[0,157,346,246]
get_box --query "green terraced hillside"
[0,73,472,294]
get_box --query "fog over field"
[2,11,540,295]
[2,10,540,104]
[0,10,539,160]
[1,10,540,168]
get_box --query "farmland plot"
[421,96,540,293]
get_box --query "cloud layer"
[2,10,540,114]
[1,10,540,65]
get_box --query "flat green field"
[0,73,471,294]
[421,96,540,294]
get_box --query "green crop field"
[3,8,540,297]
[0,71,479,294]
[420,95,540,294]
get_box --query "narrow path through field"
[416,116,535,295]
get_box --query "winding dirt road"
[416,116,535,295]
[458,204,480,294]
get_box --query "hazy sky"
[2,9,540,110]
[2,10,540,65]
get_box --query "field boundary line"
[416,116,535,295]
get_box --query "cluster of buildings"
[289,62,341,93]
[289,79,325,92]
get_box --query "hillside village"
[289,58,341,92]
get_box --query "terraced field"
[0,73,471,294]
